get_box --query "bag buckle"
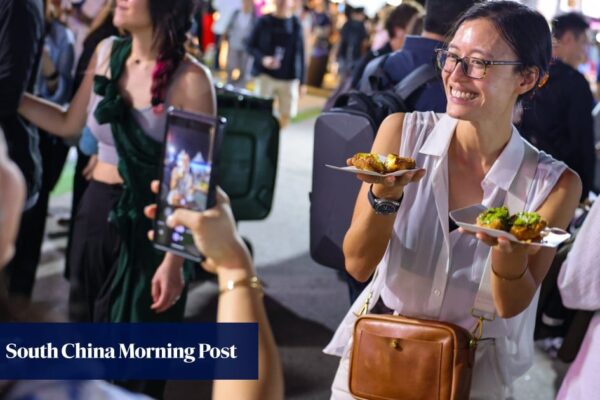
[354,291,373,317]
[469,309,495,348]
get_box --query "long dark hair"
[148,0,194,112]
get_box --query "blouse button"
[433,289,441,296]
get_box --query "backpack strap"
[359,53,390,92]
[393,63,438,101]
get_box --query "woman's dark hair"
[385,3,421,38]
[447,1,552,101]
[148,0,194,111]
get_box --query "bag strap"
[471,139,539,322]
[392,63,438,100]
[363,53,390,92]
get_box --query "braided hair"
[148,0,194,114]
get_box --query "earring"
[537,72,550,89]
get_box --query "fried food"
[476,206,510,231]
[350,152,385,174]
[475,208,547,242]
[350,152,416,174]
[384,153,416,172]
[509,212,547,241]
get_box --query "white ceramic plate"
[449,204,571,248]
[324,164,415,177]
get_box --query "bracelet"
[491,264,528,281]
[219,275,264,295]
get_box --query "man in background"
[247,0,304,128]
[372,0,479,112]
[518,12,595,201]
[0,0,44,297]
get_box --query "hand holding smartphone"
[153,107,226,262]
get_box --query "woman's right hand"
[346,157,426,199]
[144,182,252,275]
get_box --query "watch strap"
[368,184,403,214]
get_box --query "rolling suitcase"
[310,65,437,270]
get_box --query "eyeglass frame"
[434,48,523,79]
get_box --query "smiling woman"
[326,2,582,399]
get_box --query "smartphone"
[153,107,226,262]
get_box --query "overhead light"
[387,0,402,5]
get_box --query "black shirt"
[0,0,44,206]
[246,14,305,82]
[518,59,595,199]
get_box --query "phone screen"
[153,108,222,262]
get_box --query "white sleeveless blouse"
[324,112,567,392]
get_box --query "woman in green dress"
[19,0,215,324]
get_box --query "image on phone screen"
[154,109,223,262]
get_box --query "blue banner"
[0,323,258,379]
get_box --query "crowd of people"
[1,0,600,399]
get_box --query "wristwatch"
[367,184,403,215]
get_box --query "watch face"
[375,200,400,215]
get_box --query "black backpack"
[310,64,438,270]
[216,84,279,221]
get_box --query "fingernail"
[166,216,174,227]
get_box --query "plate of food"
[449,204,571,248]
[325,152,417,177]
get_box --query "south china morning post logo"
[5,342,238,364]
[0,323,258,380]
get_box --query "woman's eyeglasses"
[435,49,522,79]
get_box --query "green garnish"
[510,211,541,227]
[477,207,509,225]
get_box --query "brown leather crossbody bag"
[348,313,479,400]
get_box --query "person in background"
[351,1,422,90]
[63,1,119,282]
[63,0,108,61]
[0,128,26,272]
[246,0,305,128]
[555,198,600,400]
[596,60,600,100]
[224,0,256,88]
[336,6,368,75]
[369,6,391,53]
[305,0,331,88]
[18,0,215,396]
[326,2,581,398]
[0,0,44,299]
[322,2,421,113]
[4,0,76,300]
[296,2,313,70]
[211,0,240,70]
[518,12,595,202]
[373,0,479,111]
[0,0,44,210]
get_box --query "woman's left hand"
[459,228,541,256]
[150,256,185,313]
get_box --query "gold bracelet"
[491,264,528,281]
[219,276,264,295]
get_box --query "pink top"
[557,199,600,400]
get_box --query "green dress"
[93,37,190,322]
